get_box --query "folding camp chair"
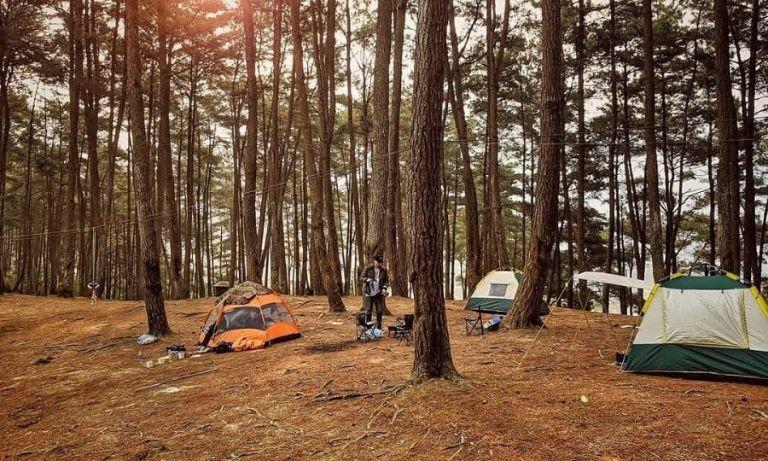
[355,311,377,341]
[389,314,414,345]
[464,310,486,336]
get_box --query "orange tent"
[198,282,301,352]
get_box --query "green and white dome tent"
[465,268,550,316]
[621,268,768,380]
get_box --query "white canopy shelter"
[573,271,654,291]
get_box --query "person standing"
[361,255,389,329]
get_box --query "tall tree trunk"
[14,91,37,293]
[447,1,481,294]
[575,0,587,305]
[503,0,563,329]
[713,0,740,274]
[60,0,84,297]
[292,158,302,294]
[194,131,205,296]
[366,0,391,260]
[241,0,263,283]
[742,0,759,286]
[290,0,345,312]
[309,0,345,297]
[484,0,511,270]
[561,155,574,308]
[604,0,619,311]
[83,0,101,297]
[641,0,664,281]
[669,10,702,274]
[157,0,187,299]
[268,0,289,292]
[706,86,717,266]
[0,75,8,293]
[410,0,459,382]
[125,0,170,336]
[758,200,767,286]
[300,165,310,294]
[97,0,123,299]
[520,92,528,268]
[183,62,198,292]
[345,0,364,292]
[387,0,408,296]
[621,56,643,285]
[228,71,243,287]
[0,37,12,293]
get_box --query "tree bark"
[157,0,187,299]
[308,0,345,297]
[268,0,289,292]
[575,0,587,305]
[483,0,511,271]
[290,0,345,312]
[366,0,391,260]
[447,1,481,294]
[604,0,619,311]
[713,0,740,274]
[0,30,10,293]
[502,0,563,329]
[410,0,459,382]
[241,0,263,283]
[83,0,101,297]
[386,0,408,297]
[742,0,759,286]
[60,0,84,297]
[641,0,665,281]
[345,0,364,292]
[125,0,170,336]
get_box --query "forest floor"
[1,294,767,461]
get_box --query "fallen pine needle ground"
[1,294,767,460]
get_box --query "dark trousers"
[364,294,385,329]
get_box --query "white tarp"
[573,271,654,291]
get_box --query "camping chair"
[389,314,414,345]
[355,311,377,341]
[465,310,486,336]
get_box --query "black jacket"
[360,265,389,295]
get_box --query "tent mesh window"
[220,307,266,331]
[489,283,508,296]
[261,303,295,327]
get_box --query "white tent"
[465,270,521,314]
[466,269,549,315]
[622,274,768,379]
